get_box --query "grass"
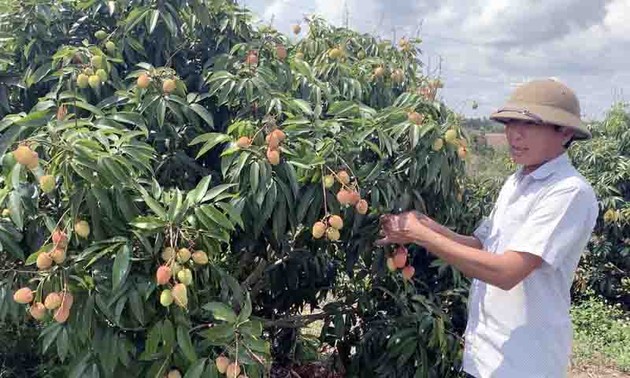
[570,295,630,372]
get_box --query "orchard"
[3,1,625,378]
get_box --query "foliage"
[0,1,471,377]
[569,104,630,307]
[570,292,630,372]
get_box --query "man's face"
[503,120,573,168]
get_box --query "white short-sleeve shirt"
[463,152,599,378]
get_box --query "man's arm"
[415,213,484,249]
[416,229,543,290]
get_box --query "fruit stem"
[320,165,329,216]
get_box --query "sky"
[240,0,630,121]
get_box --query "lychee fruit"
[156,265,172,285]
[137,73,150,89]
[402,265,415,281]
[226,363,241,378]
[326,227,340,241]
[216,356,230,373]
[161,247,175,261]
[271,129,286,142]
[266,148,280,165]
[236,136,251,148]
[407,111,424,125]
[192,250,208,265]
[336,171,350,185]
[312,222,326,239]
[52,229,68,248]
[13,287,33,304]
[356,199,368,215]
[88,75,101,89]
[172,283,188,308]
[13,145,37,167]
[386,257,396,272]
[266,134,280,150]
[393,246,408,269]
[292,24,301,34]
[162,79,176,94]
[74,220,90,238]
[177,269,193,286]
[30,302,47,320]
[39,175,55,193]
[50,247,66,264]
[323,175,335,188]
[328,215,343,230]
[177,248,191,264]
[37,252,53,270]
[77,73,90,88]
[105,41,116,54]
[44,292,62,310]
[160,290,173,307]
[444,129,457,143]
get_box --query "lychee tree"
[0,1,471,377]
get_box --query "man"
[378,79,599,377]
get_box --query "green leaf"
[184,358,207,378]
[41,323,62,354]
[237,293,252,323]
[190,103,214,128]
[149,10,160,34]
[201,184,237,203]
[200,205,234,231]
[187,175,211,205]
[130,216,166,230]
[0,228,25,259]
[177,325,198,363]
[162,319,176,351]
[139,188,167,219]
[292,99,313,116]
[8,191,23,230]
[56,327,69,362]
[112,244,131,290]
[190,133,231,159]
[200,324,235,343]
[203,302,237,323]
[250,162,260,193]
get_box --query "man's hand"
[377,211,436,246]
[376,211,542,290]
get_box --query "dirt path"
[569,367,630,377]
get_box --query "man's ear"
[561,127,575,145]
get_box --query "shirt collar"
[516,152,570,181]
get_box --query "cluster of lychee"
[330,170,368,214]
[386,246,415,281]
[372,66,404,84]
[310,170,369,241]
[215,356,246,378]
[36,228,65,270]
[12,144,57,194]
[13,287,74,323]
[135,71,178,95]
[235,128,286,166]
[430,128,467,159]
[75,54,108,90]
[156,246,209,309]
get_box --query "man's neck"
[521,150,566,175]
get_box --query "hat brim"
[490,102,592,140]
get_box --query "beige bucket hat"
[490,78,592,140]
